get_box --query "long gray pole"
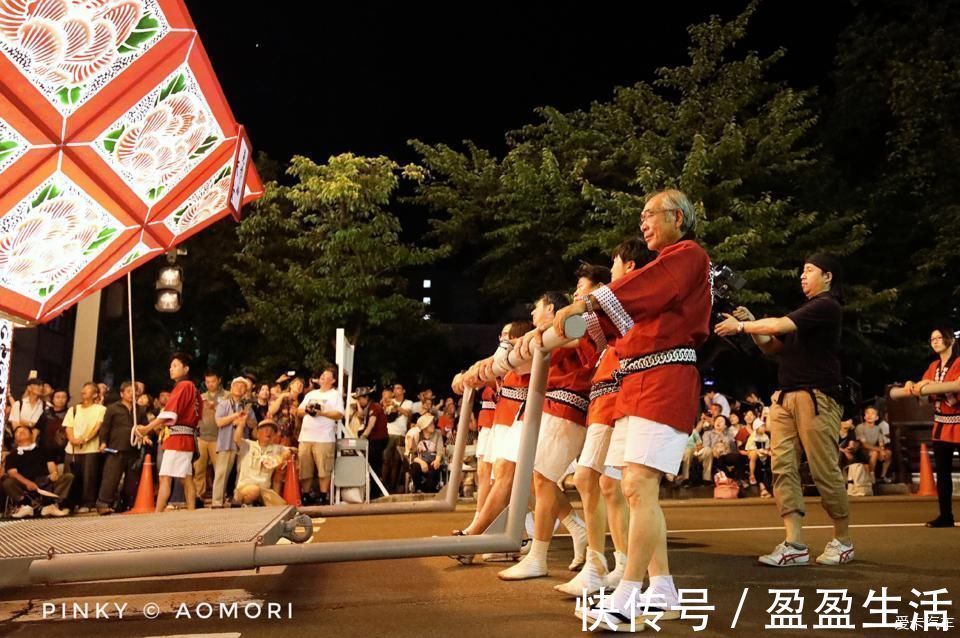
[29,317,585,584]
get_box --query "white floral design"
[97,66,222,202]
[0,0,167,114]
[0,174,123,301]
[163,162,230,236]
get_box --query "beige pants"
[235,484,285,506]
[299,441,335,482]
[193,438,218,496]
[769,390,848,520]
[212,450,237,506]
[681,447,712,481]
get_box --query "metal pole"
[889,381,960,400]
[127,273,141,445]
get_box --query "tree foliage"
[411,1,891,326]
[228,154,443,379]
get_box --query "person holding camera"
[382,383,413,493]
[213,377,256,507]
[715,252,853,566]
[297,368,344,505]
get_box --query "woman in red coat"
[904,326,960,528]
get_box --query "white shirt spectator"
[11,396,45,428]
[298,388,344,444]
[711,392,731,417]
[387,399,414,438]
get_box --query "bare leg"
[532,471,565,542]
[467,460,514,534]
[183,477,197,510]
[600,473,628,553]
[155,476,172,512]
[622,463,667,581]
[476,460,492,513]
[575,466,606,553]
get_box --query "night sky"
[187,1,858,166]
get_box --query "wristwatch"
[578,294,594,314]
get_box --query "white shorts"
[491,422,523,465]
[578,423,614,474]
[159,449,194,478]
[476,427,493,462]
[604,416,688,475]
[490,414,587,483]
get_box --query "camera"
[711,265,746,318]
[304,402,323,417]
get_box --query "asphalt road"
[0,497,956,638]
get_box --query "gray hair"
[648,189,697,236]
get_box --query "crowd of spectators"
[1,368,468,518]
[677,386,894,497]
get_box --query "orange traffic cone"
[282,458,301,506]
[917,443,937,497]
[127,454,156,514]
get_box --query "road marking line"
[144,635,241,638]
[667,523,925,533]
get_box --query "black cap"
[805,252,843,298]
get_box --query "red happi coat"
[587,345,620,428]
[478,384,498,430]
[593,240,712,434]
[161,378,201,452]
[543,337,599,426]
[922,357,960,445]
[493,371,530,427]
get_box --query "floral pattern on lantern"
[163,161,230,237]
[0,117,27,174]
[0,0,169,115]
[0,172,124,300]
[95,64,222,203]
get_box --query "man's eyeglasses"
[640,208,679,225]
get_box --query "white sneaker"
[555,550,609,596]
[758,541,810,567]
[816,539,854,565]
[41,504,69,517]
[74,506,91,514]
[11,504,34,519]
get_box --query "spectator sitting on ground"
[743,408,758,432]
[856,406,892,483]
[838,419,869,469]
[233,419,291,506]
[410,414,445,493]
[743,389,764,415]
[703,415,743,480]
[2,425,72,517]
[729,413,752,473]
[679,423,711,485]
[745,423,773,498]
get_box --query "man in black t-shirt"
[2,426,73,518]
[716,253,853,568]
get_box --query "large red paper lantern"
[0,0,263,324]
